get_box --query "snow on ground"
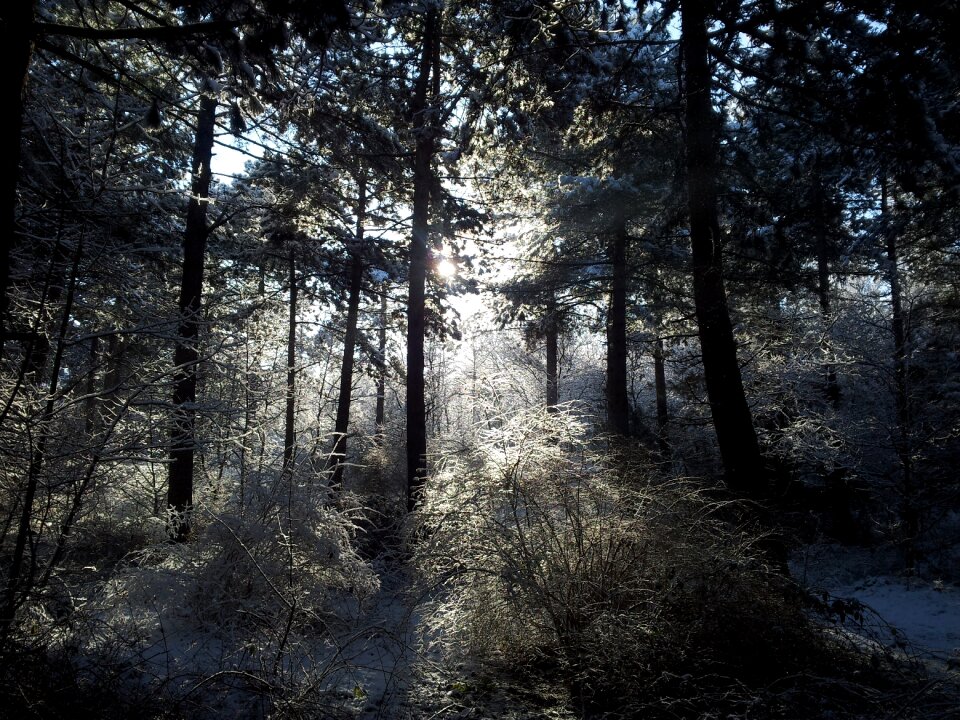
[328,544,960,718]
[830,576,960,657]
[317,561,575,719]
[309,562,421,717]
[792,544,960,666]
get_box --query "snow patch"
[794,544,960,663]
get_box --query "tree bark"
[329,169,366,490]
[84,335,100,436]
[283,249,298,476]
[882,176,918,567]
[103,332,123,419]
[0,1,36,352]
[546,312,559,412]
[375,289,387,438]
[654,335,670,460]
[239,332,252,515]
[606,217,629,437]
[814,163,841,408]
[167,93,216,541]
[816,239,840,407]
[681,0,765,497]
[406,7,440,512]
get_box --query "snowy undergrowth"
[49,478,381,718]
[410,408,836,717]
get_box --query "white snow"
[831,576,960,657]
[793,544,960,666]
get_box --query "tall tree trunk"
[681,0,765,497]
[546,311,559,412]
[606,218,629,436]
[167,93,216,541]
[406,7,440,512]
[103,332,123,419]
[23,240,69,385]
[375,288,387,438]
[814,164,841,408]
[0,1,36,352]
[882,177,918,567]
[283,249,298,476]
[654,335,670,461]
[329,169,366,490]
[816,239,840,407]
[239,332,252,515]
[84,335,100,436]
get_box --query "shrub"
[7,471,381,718]
[412,407,821,715]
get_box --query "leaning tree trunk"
[0,1,36,353]
[406,7,440,512]
[606,217,629,437]
[329,169,366,491]
[167,93,216,541]
[681,0,765,498]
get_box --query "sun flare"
[436,258,457,279]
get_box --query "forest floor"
[792,543,960,673]
[4,541,958,719]
[314,544,960,719]
[318,560,575,719]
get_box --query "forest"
[1,0,959,718]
